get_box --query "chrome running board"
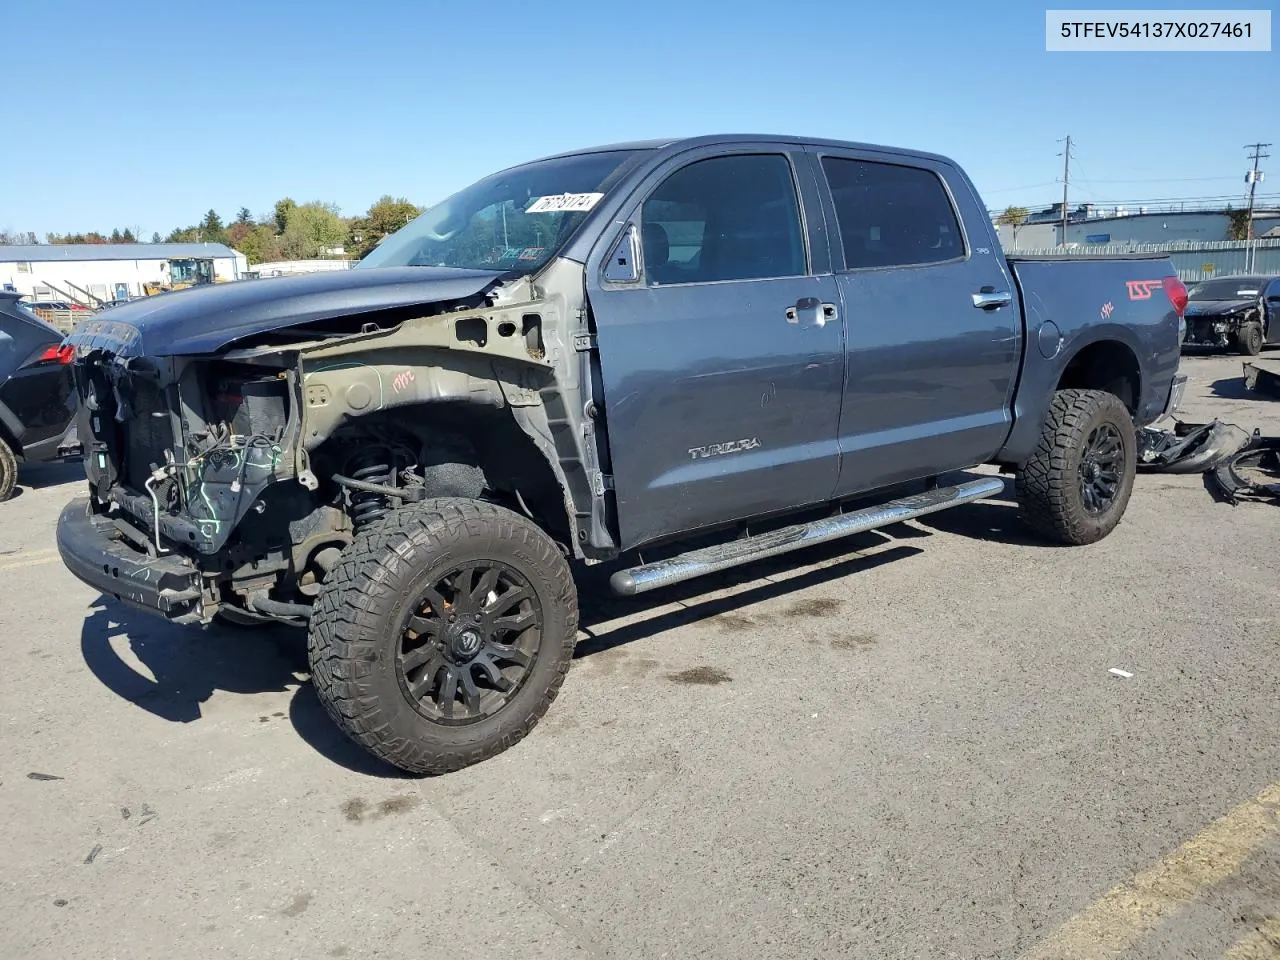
[609,476,1005,596]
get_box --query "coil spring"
[347,448,394,530]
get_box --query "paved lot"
[1,352,1278,960]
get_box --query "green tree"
[200,209,226,244]
[273,198,297,234]
[120,227,137,243]
[348,195,424,258]
[1225,206,1251,241]
[151,232,163,244]
[280,201,347,259]
[110,228,123,242]
[235,207,253,226]
[995,206,1030,249]
[166,225,201,243]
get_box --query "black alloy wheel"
[397,561,541,723]
[1079,423,1123,515]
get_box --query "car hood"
[62,266,506,358]
[1185,298,1256,318]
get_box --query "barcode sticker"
[525,192,604,214]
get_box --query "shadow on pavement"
[19,460,85,489]
[911,498,1047,547]
[573,536,925,659]
[79,597,303,724]
[1210,375,1258,401]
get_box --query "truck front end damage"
[56,261,606,627]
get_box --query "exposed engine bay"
[62,261,609,626]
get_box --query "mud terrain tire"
[308,498,577,775]
[1016,389,1137,546]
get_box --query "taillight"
[1162,276,1188,317]
[38,344,75,365]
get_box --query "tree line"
[0,195,424,265]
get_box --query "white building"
[0,243,247,303]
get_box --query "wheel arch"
[1054,337,1142,414]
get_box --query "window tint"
[641,154,806,285]
[821,157,964,270]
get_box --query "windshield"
[1187,278,1263,301]
[357,150,643,273]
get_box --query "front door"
[809,149,1022,496]
[586,147,845,549]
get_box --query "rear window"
[821,157,964,270]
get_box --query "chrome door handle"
[972,288,1012,310]
[785,298,838,327]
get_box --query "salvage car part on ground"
[1210,438,1280,504]
[1136,419,1254,474]
[1242,360,1280,399]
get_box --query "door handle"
[785,298,838,327]
[972,288,1012,310]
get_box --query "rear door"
[585,144,845,549]
[808,148,1021,496]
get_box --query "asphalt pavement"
[1,351,1277,960]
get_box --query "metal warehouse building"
[0,243,247,304]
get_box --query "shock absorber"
[346,447,394,530]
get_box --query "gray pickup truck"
[56,134,1187,774]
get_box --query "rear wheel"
[1016,389,1137,546]
[307,498,577,775]
[1237,321,1264,356]
[0,437,17,503]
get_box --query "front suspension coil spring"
[347,448,394,530]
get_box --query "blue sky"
[2,0,1275,237]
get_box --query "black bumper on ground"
[56,498,204,623]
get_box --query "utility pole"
[1244,142,1270,241]
[1058,135,1073,246]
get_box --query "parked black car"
[0,291,82,500]
[1181,274,1280,355]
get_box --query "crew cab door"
[808,148,1021,496]
[585,145,844,550]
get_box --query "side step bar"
[609,476,1005,597]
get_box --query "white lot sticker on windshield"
[525,192,604,214]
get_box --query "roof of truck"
[535,134,954,166]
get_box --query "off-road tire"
[1237,321,1264,357]
[1016,389,1137,546]
[308,498,577,775]
[0,437,17,503]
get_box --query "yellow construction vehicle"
[143,257,222,296]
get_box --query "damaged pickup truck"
[57,135,1187,774]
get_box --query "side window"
[641,154,806,285]
[820,157,964,270]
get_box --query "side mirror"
[603,224,640,283]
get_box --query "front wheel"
[1016,389,1137,546]
[308,498,578,775]
[1237,322,1264,357]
